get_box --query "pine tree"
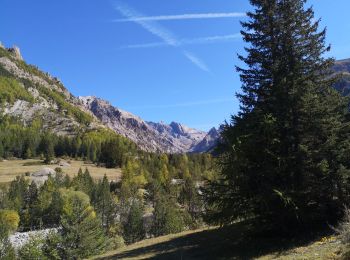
[204,0,350,230]
[95,175,115,231]
[59,189,110,258]
[152,196,184,236]
[123,201,145,244]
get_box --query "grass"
[92,224,343,260]
[0,159,122,183]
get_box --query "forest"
[0,116,214,259]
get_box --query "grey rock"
[79,96,212,153]
[7,45,23,60]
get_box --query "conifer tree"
[59,189,109,258]
[123,201,145,244]
[205,0,350,229]
[95,175,115,231]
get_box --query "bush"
[335,207,350,244]
[0,76,34,104]
[18,235,46,259]
[0,226,16,260]
[334,207,350,259]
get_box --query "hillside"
[0,43,217,153]
[0,44,100,135]
[92,225,342,260]
[333,59,350,95]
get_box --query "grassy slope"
[92,225,343,260]
[0,159,122,183]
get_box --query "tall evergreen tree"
[59,189,110,259]
[123,201,145,244]
[205,0,350,230]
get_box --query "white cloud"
[113,2,210,72]
[114,12,246,22]
[122,33,242,49]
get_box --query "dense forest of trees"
[0,116,214,258]
[0,116,138,167]
[0,157,213,258]
[204,0,350,233]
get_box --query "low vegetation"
[93,224,343,260]
[0,77,34,105]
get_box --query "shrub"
[335,207,350,244]
[0,76,34,104]
[17,235,46,259]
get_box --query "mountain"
[0,44,103,136]
[191,127,221,153]
[333,59,350,95]
[0,43,216,153]
[79,96,210,153]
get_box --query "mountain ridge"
[79,96,214,153]
[0,43,216,153]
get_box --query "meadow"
[0,159,122,183]
[92,225,342,260]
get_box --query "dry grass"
[259,236,342,260]
[91,226,344,260]
[0,159,122,183]
[90,228,210,260]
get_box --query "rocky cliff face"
[191,127,220,153]
[79,96,213,153]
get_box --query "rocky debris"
[31,167,56,185]
[171,178,185,185]
[58,160,71,167]
[79,96,213,153]
[9,228,57,250]
[7,45,23,60]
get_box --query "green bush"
[0,76,34,104]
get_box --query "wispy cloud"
[114,12,246,22]
[183,51,210,72]
[114,2,179,47]
[122,33,242,49]
[113,2,210,72]
[126,98,232,109]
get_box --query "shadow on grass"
[97,222,331,260]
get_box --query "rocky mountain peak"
[79,96,213,153]
[7,45,23,60]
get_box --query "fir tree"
[205,0,350,230]
[59,189,110,259]
[123,201,145,244]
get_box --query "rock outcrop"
[7,45,23,60]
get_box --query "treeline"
[0,116,138,168]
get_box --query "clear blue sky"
[1,0,350,131]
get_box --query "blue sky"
[1,0,350,131]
